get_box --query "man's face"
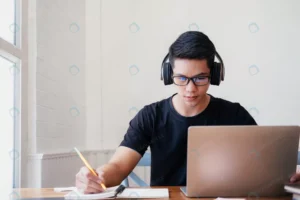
[172,58,210,107]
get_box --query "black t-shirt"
[119,94,257,186]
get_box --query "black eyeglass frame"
[171,75,211,86]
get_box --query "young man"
[75,31,300,194]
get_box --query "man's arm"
[101,105,153,186]
[97,146,142,187]
[76,105,153,193]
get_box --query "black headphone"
[160,51,225,86]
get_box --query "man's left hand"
[290,173,300,183]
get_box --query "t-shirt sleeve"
[234,104,257,125]
[119,106,153,156]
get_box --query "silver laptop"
[181,126,300,197]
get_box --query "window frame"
[0,0,29,188]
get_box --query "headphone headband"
[161,52,224,69]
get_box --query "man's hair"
[169,31,216,69]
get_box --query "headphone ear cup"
[210,62,221,86]
[163,63,173,85]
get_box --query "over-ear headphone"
[160,51,225,86]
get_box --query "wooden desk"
[14,187,293,200]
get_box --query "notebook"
[63,185,169,199]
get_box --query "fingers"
[76,178,104,194]
[76,167,106,194]
[96,168,106,189]
[290,173,300,183]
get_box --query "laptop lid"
[185,125,300,197]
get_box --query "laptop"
[181,125,300,197]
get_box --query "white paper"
[215,198,245,200]
[64,186,119,200]
[117,188,169,198]
[54,187,77,192]
[64,186,169,200]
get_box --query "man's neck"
[172,94,211,117]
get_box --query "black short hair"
[169,31,216,69]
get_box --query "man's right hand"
[75,146,142,193]
[75,166,106,194]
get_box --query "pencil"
[74,147,107,190]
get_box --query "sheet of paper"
[117,188,169,198]
[215,198,245,200]
[54,187,77,192]
[64,187,169,200]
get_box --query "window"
[0,0,16,44]
[0,56,19,191]
[0,0,27,192]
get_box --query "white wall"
[25,0,300,188]
[85,0,103,150]
[34,0,300,152]
[35,0,86,153]
[87,0,300,150]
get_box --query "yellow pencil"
[74,147,106,190]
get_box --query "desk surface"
[14,187,293,200]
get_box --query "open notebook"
[63,185,169,199]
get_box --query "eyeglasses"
[172,75,210,86]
